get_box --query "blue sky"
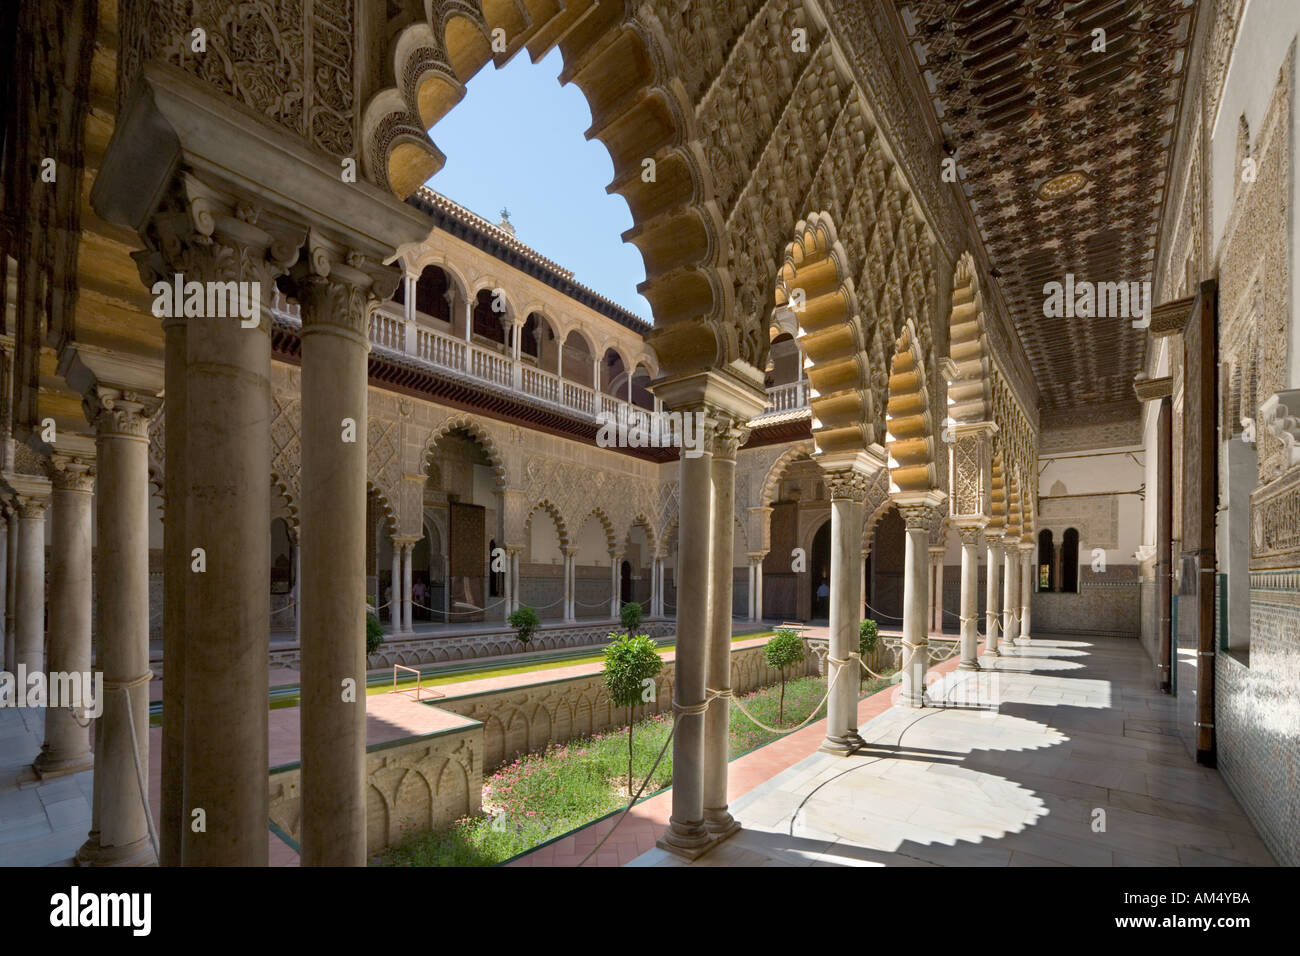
[424,49,653,321]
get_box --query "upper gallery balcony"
[269,290,810,433]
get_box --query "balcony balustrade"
[270,292,809,427]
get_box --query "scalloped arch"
[774,212,876,457]
[885,317,938,494]
[422,416,509,489]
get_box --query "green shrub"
[764,628,806,722]
[619,601,643,636]
[858,619,879,689]
[365,611,384,657]
[508,606,540,647]
[601,633,663,793]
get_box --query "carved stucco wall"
[268,721,481,857]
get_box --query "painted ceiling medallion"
[1037,170,1090,201]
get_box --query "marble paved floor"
[630,637,1277,867]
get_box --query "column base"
[655,816,714,859]
[957,660,982,671]
[818,734,860,757]
[703,809,741,839]
[32,750,94,780]
[75,832,157,868]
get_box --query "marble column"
[704,420,742,835]
[985,536,1003,656]
[609,552,620,618]
[649,556,660,617]
[13,491,49,678]
[389,541,402,630]
[562,547,577,622]
[176,238,276,868]
[821,471,868,753]
[930,546,946,634]
[34,457,95,779]
[898,504,935,708]
[658,423,713,856]
[402,542,414,632]
[746,560,756,621]
[0,507,8,673]
[957,525,984,671]
[510,548,520,615]
[753,555,764,622]
[4,507,16,674]
[505,547,516,622]
[1019,544,1034,644]
[292,259,383,868]
[78,390,158,867]
[1002,538,1018,648]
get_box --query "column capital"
[927,545,947,557]
[50,455,96,494]
[894,489,945,531]
[986,536,1004,556]
[826,470,872,502]
[282,230,401,341]
[85,387,163,441]
[128,175,307,335]
[957,525,984,546]
[746,550,768,564]
[1018,540,1036,554]
[708,414,749,461]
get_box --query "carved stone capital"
[708,411,749,461]
[898,503,940,532]
[282,231,401,341]
[50,455,96,494]
[15,494,49,520]
[826,471,872,502]
[87,388,161,441]
[131,176,305,334]
[957,525,985,546]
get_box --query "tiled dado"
[1217,568,1300,865]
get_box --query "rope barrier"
[120,686,160,859]
[728,658,845,734]
[577,722,676,866]
[862,600,903,621]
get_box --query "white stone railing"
[752,378,810,421]
[270,292,811,426]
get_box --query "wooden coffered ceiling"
[892,0,1196,420]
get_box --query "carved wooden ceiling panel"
[893,0,1196,417]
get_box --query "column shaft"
[822,489,864,752]
[160,314,187,865]
[0,513,8,673]
[1002,545,1018,647]
[958,530,982,670]
[985,540,1002,656]
[402,543,414,632]
[79,398,156,866]
[390,544,401,630]
[14,499,47,676]
[703,434,739,834]
[3,509,16,674]
[659,443,712,855]
[1020,549,1033,643]
[899,513,931,708]
[934,555,946,634]
[181,287,271,866]
[297,284,370,867]
[35,466,95,777]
